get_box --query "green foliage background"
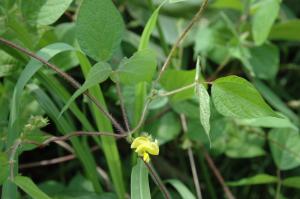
[0,0,300,198]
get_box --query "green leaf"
[167,179,196,199]
[76,0,125,61]
[138,5,161,50]
[269,128,300,170]
[0,152,8,185]
[116,49,157,85]
[269,20,300,41]
[246,44,279,79]
[14,176,52,199]
[282,177,300,189]
[252,79,299,124]
[21,0,73,25]
[251,0,280,45]
[60,62,112,115]
[227,174,277,186]
[131,159,151,199]
[160,69,195,102]
[196,83,211,141]
[211,75,278,119]
[211,0,243,11]
[237,116,298,131]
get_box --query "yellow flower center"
[130,135,159,163]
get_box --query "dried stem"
[180,114,203,199]
[203,149,236,199]
[0,37,126,134]
[24,131,127,147]
[116,82,131,132]
[144,161,171,199]
[154,0,209,84]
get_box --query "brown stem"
[24,131,127,147]
[0,37,126,134]
[144,161,171,199]
[180,114,203,199]
[116,82,131,132]
[203,149,236,199]
[154,0,209,84]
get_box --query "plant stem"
[203,149,236,199]
[159,82,196,97]
[144,161,171,199]
[116,82,131,132]
[154,0,209,84]
[275,169,281,199]
[9,139,22,180]
[180,114,203,199]
[0,37,126,135]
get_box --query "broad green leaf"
[160,69,195,102]
[0,152,8,185]
[269,128,300,170]
[60,62,112,115]
[227,174,277,186]
[139,5,161,50]
[167,179,196,199]
[21,0,73,25]
[76,0,125,61]
[211,75,278,119]
[116,49,157,84]
[131,159,151,199]
[14,176,52,199]
[282,177,300,189]
[211,0,243,11]
[251,0,280,45]
[269,20,300,41]
[196,83,211,141]
[246,44,279,79]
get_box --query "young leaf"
[196,83,210,141]
[269,128,300,170]
[227,174,278,186]
[251,0,280,45]
[167,179,196,199]
[211,75,278,119]
[116,49,157,85]
[60,62,112,115]
[14,176,52,199]
[131,159,151,199]
[76,0,125,61]
[21,0,73,25]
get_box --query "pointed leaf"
[196,83,210,140]
[167,179,196,199]
[227,174,277,186]
[211,75,278,119]
[60,62,112,115]
[14,176,52,199]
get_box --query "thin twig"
[144,161,171,199]
[159,83,196,97]
[130,98,152,135]
[180,114,203,199]
[9,139,22,180]
[203,149,236,199]
[0,37,126,134]
[116,82,131,132]
[24,131,127,147]
[154,0,209,84]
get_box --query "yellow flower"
[131,135,159,163]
